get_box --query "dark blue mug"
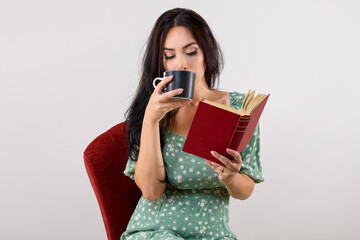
[153,70,196,101]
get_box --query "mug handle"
[153,76,166,89]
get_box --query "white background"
[1,0,359,239]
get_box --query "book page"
[246,94,268,115]
[240,89,251,115]
[204,90,269,116]
[203,100,240,115]
[240,90,269,115]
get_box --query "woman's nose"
[175,55,188,70]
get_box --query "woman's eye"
[186,49,198,56]
[164,48,198,60]
[164,55,175,60]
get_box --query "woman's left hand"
[205,148,242,184]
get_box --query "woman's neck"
[191,78,212,103]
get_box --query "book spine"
[225,116,251,159]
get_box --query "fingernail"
[178,88,183,93]
[210,151,216,156]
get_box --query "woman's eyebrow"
[164,42,197,51]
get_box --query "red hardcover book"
[182,90,269,165]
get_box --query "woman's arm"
[134,119,166,201]
[206,148,255,200]
[222,172,255,200]
[134,76,189,201]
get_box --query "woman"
[122,8,263,240]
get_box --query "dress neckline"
[166,91,236,140]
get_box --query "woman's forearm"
[223,173,255,200]
[134,119,166,201]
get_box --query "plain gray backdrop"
[1,0,359,239]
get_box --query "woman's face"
[163,26,206,83]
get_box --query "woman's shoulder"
[229,91,246,99]
[208,89,246,109]
[216,90,246,109]
[228,91,245,110]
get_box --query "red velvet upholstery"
[84,122,141,240]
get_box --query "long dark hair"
[124,8,223,161]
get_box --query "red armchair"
[84,122,142,240]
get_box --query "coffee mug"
[153,70,196,100]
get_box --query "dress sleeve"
[123,157,136,180]
[239,123,264,183]
[230,91,264,183]
[123,146,139,180]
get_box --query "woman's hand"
[206,149,255,200]
[144,75,190,124]
[205,148,243,185]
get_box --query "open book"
[182,90,270,164]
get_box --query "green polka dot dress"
[121,92,264,240]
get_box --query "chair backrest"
[84,122,142,240]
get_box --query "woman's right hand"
[144,75,190,124]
